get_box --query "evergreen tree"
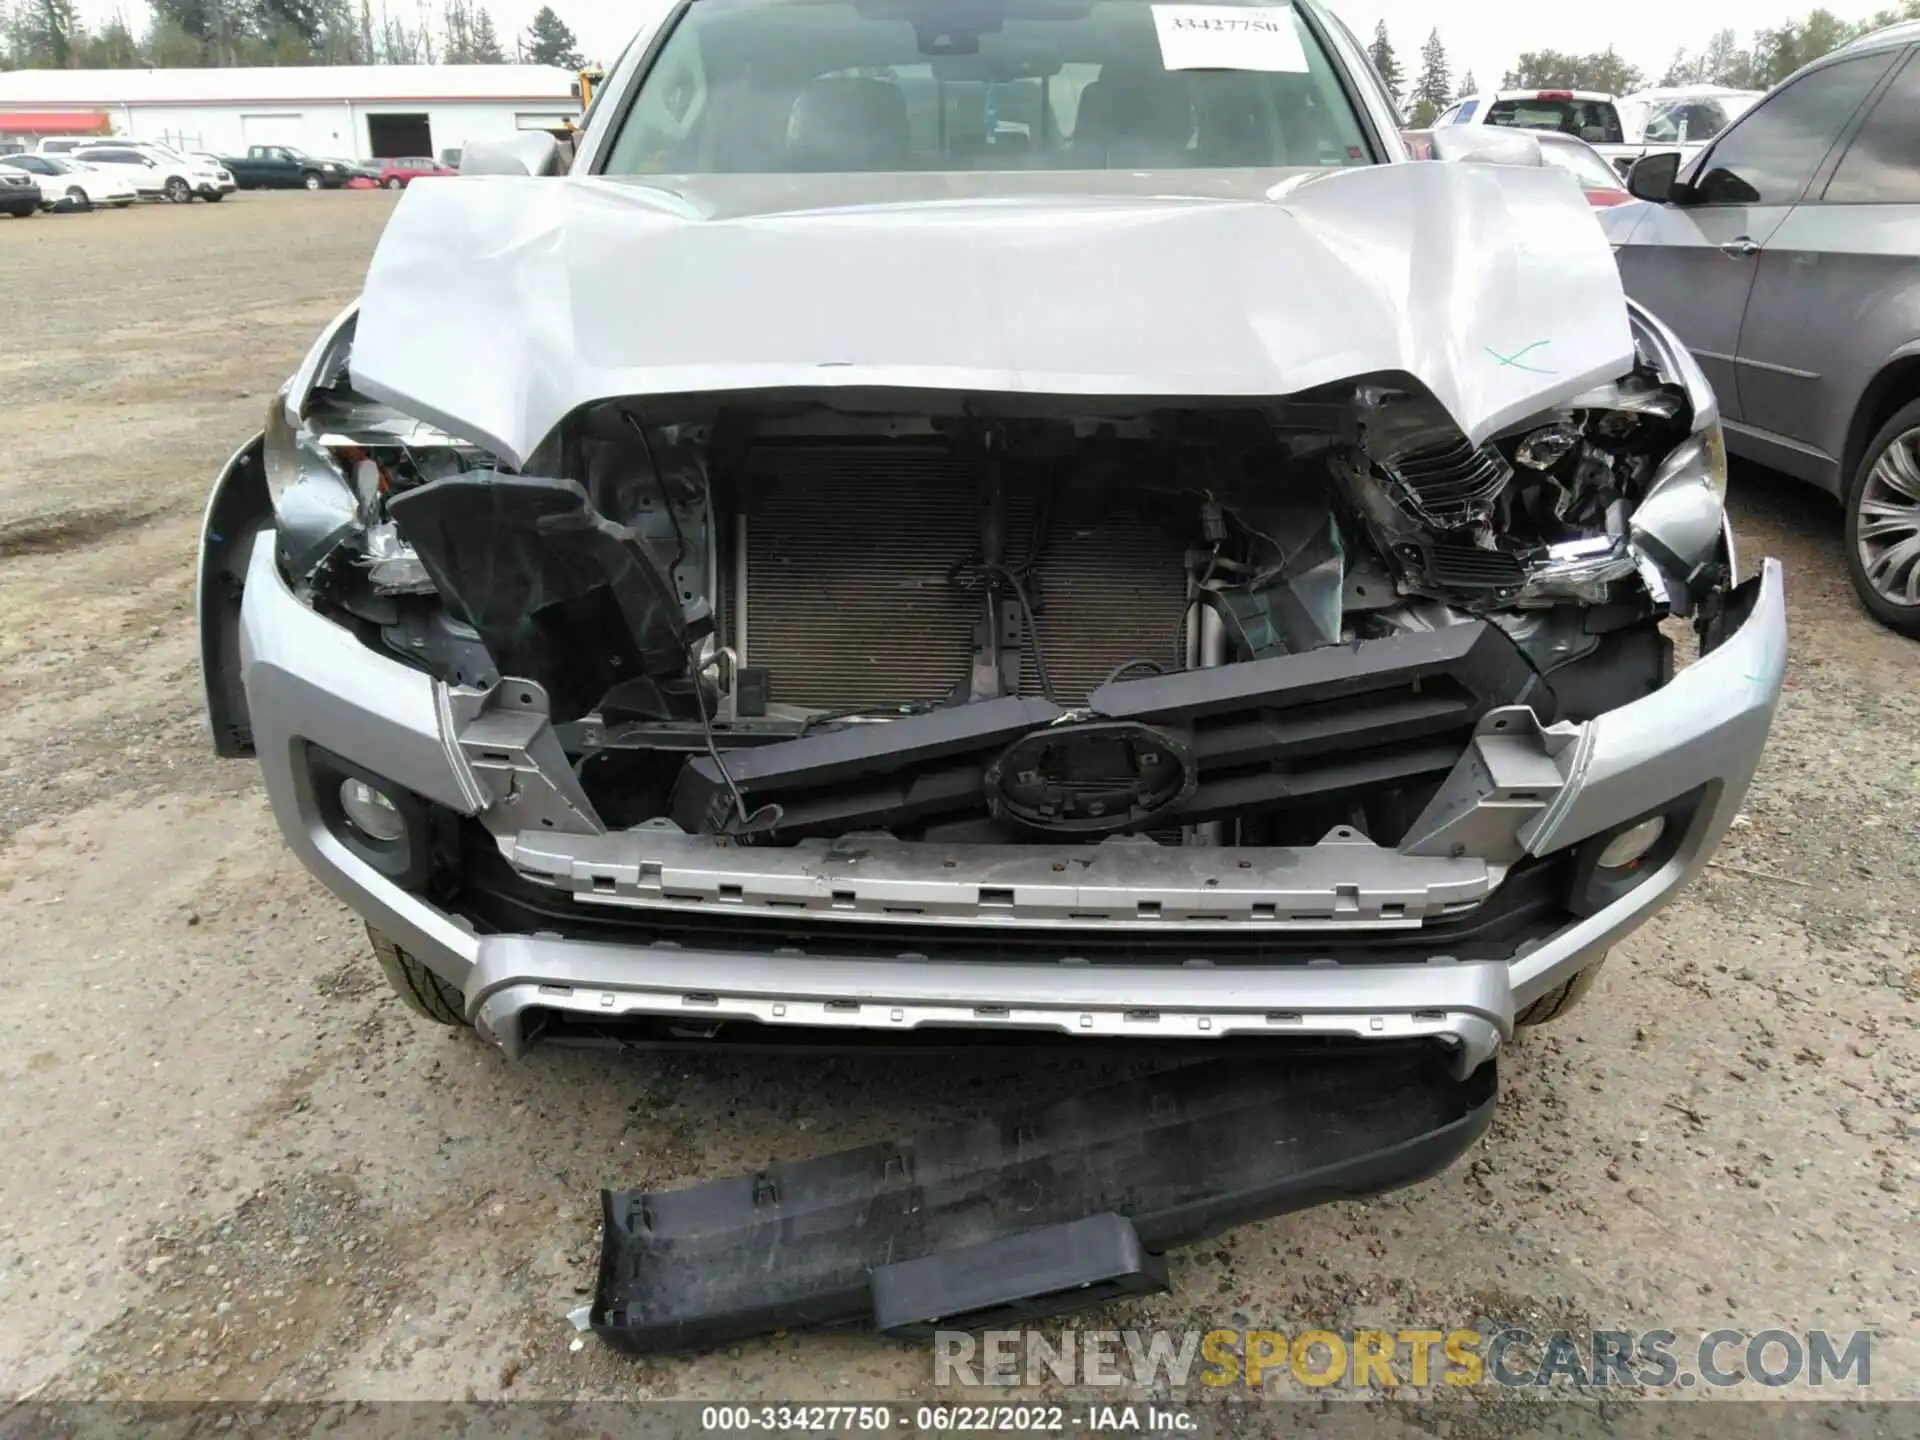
[441,0,472,60]
[1408,28,1451,127]
[1455,69,1476,101]
[522,4,579,68]
[1365,20,1403,108]
[469,6,502,61]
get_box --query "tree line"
[0,0,585,68]
[1368,0,1920,126]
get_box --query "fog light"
[1596,816,1666,870]
[339,778,404,843]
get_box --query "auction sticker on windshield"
[1151,4,1309,71]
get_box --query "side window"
[1693,52,1896,204]
[1455,99,1478,123]
[1434,104,1458,126]
[1824,49,1920,204]
[1576,102,1623,145]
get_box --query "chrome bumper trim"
[466,938,1512,1074]
[504,828,1491,931]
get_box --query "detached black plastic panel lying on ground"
[592,1044,1496,1354]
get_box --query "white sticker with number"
[1150,5,1309,72]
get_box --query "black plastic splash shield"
[592,1045,1496,1354]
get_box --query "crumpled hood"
[351,163,1635,469]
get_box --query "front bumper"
[234,532,1786,1074]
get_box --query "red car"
[375,156,457,189]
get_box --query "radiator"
[737,447,1190,710]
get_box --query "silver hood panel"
[350,164,1635,469]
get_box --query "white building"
[0,65,581,161]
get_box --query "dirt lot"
[0,191,1915,1411]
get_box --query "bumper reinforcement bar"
[591,1044,1495,1354]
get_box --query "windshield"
[602,0,1374,174]
[1617,94,1757,144]
[1483,97,1623,145]
[1641,98,1732,144]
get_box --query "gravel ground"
[0,191,1915,1415]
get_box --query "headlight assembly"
[264,391,360,581]
[266,304,496,596]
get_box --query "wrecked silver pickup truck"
[198,0,1784,1349]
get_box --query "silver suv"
[1606,21,1920,635]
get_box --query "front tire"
[367,927,466,1025]
[204,190,224,202]
[384,176,404,190]
[1844,397,1920,637]
[302,171,323,191]
[163,176,191,203]
[64,186,91,212]
[1515,956,1606,1027]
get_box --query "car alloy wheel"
[65,186,91,212]
[1856,427,1920,610]
[304,172,323,191]
[164,176,191,203]
[384,176,404,190]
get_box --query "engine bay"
[278,327,1723,853]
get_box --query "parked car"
[1607,19,1920,634]
[439,147,463,169]
[35,136,99,157]
[1598,86,1763,177]
[375,156,458,189]
[1403,127,1630,208]
[198,0,1784,1345]
[1533,130,1635,207]
[218,145,356,190]
[70,142,234,202]
[1434,89,1627,147]
[0,152,138,210]
[0,168,40,217]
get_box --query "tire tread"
[367,926,466,1025]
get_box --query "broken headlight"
[1546,304,1728,609]
[265,304,495,597]
[1346,300,1728,617]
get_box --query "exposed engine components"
[261,305,1728,856]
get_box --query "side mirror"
[1627,151,1682,203]
[1427,126,1545,168]
[458,134,563,177]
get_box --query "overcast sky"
[73,0,1908,84]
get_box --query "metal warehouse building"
[0,65,581,161]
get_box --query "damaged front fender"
[197,433,270,757]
